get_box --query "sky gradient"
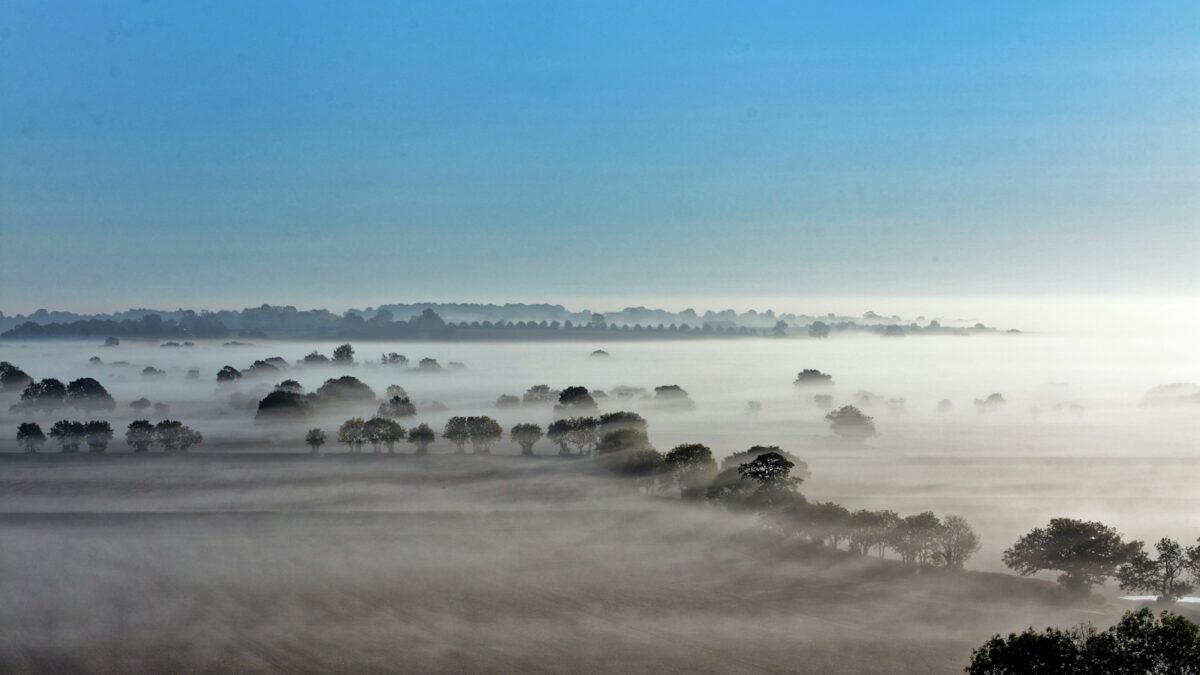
[1,1,1197,314]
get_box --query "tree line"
[17,419,203,453]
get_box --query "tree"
[49,420,86,453]
[663,444,717,499]
[466,416,503,454]
[1003,518,1141,593]
[337,418,366,453]
[966,609,1200,675]
[130,397,152,415]
[377,396,417,418]
[303,351,330,364]
[721,446,810,480]
[255,390,312,422]
[17,378,67,412]
[595,428,653,456]
[0,362,34,392]
[597,411,647,434]
[495,394,520,408]
[443,417,470,454]
[975,393,1006,413]
[807,321,831,339]
[84,420,114,453]
[794,369,833,386]
[305,428,326,454]
[653,385,695,410]
[408,423,436,454]
[825,405,876,441]
[16,422,46,453]
[362,417,389,453]
[737,452,800,492]
[217,366,243,384]
[546,418,573,455]
[510,423,544,456]
[154,420,202,452]
[1118,538,1195,602]
[332,343,354,363]
[931,515,980,569]
[890,512,942,565]
[522,384,559,405]
[381,352,408,366]
[555,386,598,412]
[125,420,156,452]
[315,376,376,406]
[64,378,116,412]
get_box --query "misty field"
[1,334,1197,673]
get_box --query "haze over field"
[2,0,1199,673]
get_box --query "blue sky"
[1,0,1197,313]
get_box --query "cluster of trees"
[1003,518,1200,602]
[16,419,202,453]
[1,364,117,415]
[1,312,229,340]
[966,608,1199,674]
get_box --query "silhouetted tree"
[510,423,544,455]
[1118,538,1195,602]
[217,366,243,384]
[275,379,304,394]
[332,343,355,363]
[467,416,503,454]
[49,420,86,453]
[16,378,66,412]
[337,418,366,453]
[663,443,717,499]
[130,397,152,415]
[302,351,330,364]
[495,394,520,408]
[825,405,876,441]
[975,393,1006,413]
[931,515,980,569]
[377,395,417,418]
[794,369,833,386]
[408,423,436,454]
[125,420,155,452]
[443,417,470,454]
[153,402,170,417]
[555,386,598,413]
[653,385,695,410]
[381,352,408,366]
[597,411,647,434]
[1003,518,1141,593]
[966,609,1200,675]
[0,362,33,392]
[417,357,442,372]
[255,390,312,422]
[807,321,831,338]
[305,428,326,454]
[83,420,114,453]
[154,420,202,452]
[315,376,376,405]
[363,417,405,453]
[17,422,46,453]
[385,385,408,399]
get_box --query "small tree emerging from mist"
[217,365,243,384]
[555,386,598,413]
[663,443,717,499]
[337,418,367,453]
[1003,518,1140,594]
[305,428,326,454]
[495,394,520,408]
[377,395,417,418]
[130,397,152,415]
[84,420,114,453]
[966,608,1200,675]
[125,420,156,452]
[793,369,833,386]
[825,405,876,441]
[510,423,544,456]
[408,423,436,454]
[931,515,980,569]
[1118,538,1195,602]
[807,321,831,339]
[546,418,573,455]
[975,393,1006,413]
[49,420,86,453]
[597,411,647,434]
[332,343,354,363]
[16,422,46,453]
[443,417,470,454]
[466,416,503,454]
[522,384,558,405]
[381,352,408,366]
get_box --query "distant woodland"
[0,303,1013,342]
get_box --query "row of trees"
[1002,518,1200,602]
[16,420,202,453]
[6,371,117,414]
[306,413,978,569]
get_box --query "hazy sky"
[1,1,1197,314]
